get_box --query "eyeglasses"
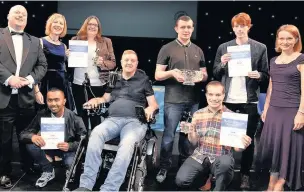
[88,23,98,28]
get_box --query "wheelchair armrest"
[78,135,87,145]
[135,106,159,124]
[83,103,109,117]
[80,135,86,141]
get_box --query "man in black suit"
[0,5,47,188]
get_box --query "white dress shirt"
[4,27,34,94]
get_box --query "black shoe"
[0,175,13,189]
[240,174,250,190]
[73,187,91,191]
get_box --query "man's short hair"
[175,15,194,27]
[231,12,252,28]
[47,87,65,97]
[122,50,138,59]
[206,81,225,94]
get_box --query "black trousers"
[224,103,259,176]
[175,155,235,191]
[0,95,35,175]
[72,83,106,131]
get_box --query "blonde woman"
[34,13,75,110]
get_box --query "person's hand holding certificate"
[57,142,69,152]
[248,70,261,79]
[240,134,252,150]
[227,44,252,77]
[31,135,46,147]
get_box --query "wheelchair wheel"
[134,169,145,192]
[146,138,157,171]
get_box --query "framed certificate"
[227,45,252,77]
[220,112,248,149]
[41,118,65,150]
[68,40,88,68]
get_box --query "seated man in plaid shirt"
[175,81,252,191]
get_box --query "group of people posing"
[0,4,303,192]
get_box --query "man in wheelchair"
[175,81,252,191]
[20,88,87,188]
[76,50,159,191]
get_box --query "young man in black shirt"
[155,16,208,183]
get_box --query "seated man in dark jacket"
[20,87,87,188]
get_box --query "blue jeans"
[26,144,75,172]
[159,102,199,168]
[79,117,147,191]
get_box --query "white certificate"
[227,45,252,77]
[68,40,88,68]
[41,118,65,150]
[220,112,248,149]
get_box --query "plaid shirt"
[187,106,232,164]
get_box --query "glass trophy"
[92,48,100,67]
[194,70,203,82]
[93,48,111,85]
[181,69,196,86]
[180,70,203,86]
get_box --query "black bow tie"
[11,31,24,36]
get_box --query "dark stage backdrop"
[196,1,304,93]
[1,0,304,165]
[0,1,58,37]
[1,1,304,100]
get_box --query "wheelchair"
[62,105,159,192]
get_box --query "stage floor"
[3,131,300,191]
[4,163,270,191]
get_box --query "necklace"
[48,36,60,42]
